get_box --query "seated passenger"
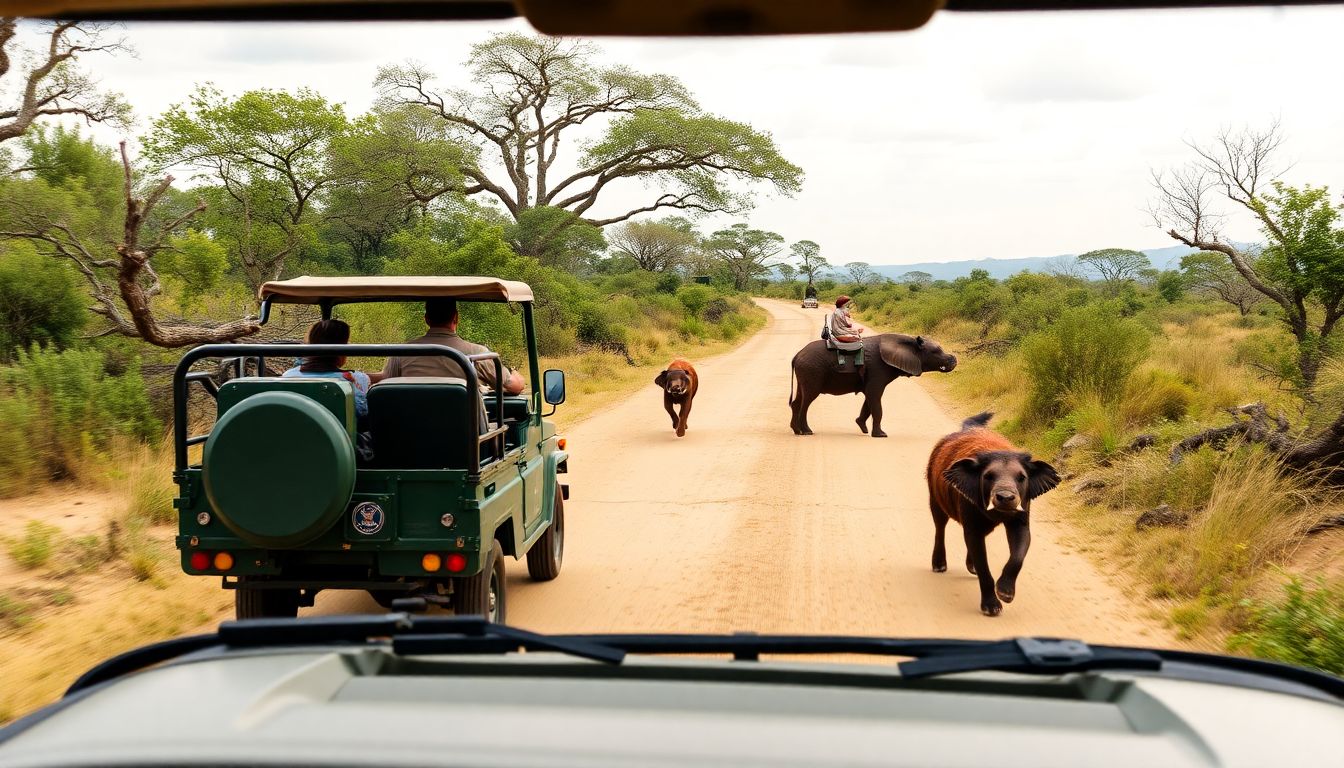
[283,319,372,422]
[382,298,526,395]
[829,295,866,343]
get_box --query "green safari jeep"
[171,276,569,622]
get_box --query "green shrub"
[0,346,158,486]
[1229,578,1344,676]
[676,285,715,317]
[4,521,62,569]
[0,243,86,362]
[1021,303,1150,422]
[0,591,34,631]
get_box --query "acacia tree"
[324,105,468,271]
[708,223,784,290]
[0,142,259,346]
[790,239,828,285]
[1180,250,1264,316]
[0,19,131,145]
[1153,124,1344,386]
[776,263,797,282]
[606,216,697,272]
[1077,248,1151,290]
[898,270,933,286]
[375,34,802,254]
[144,87,350,291]
[845,261,877,285]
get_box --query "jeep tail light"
[213,552,234,571]
[189,551,210,571]
[421,553,442,572]
[558,438,567,450]
[445,553,468,573]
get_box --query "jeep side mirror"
[543,369,566,407]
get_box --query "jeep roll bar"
[172,343,506,481]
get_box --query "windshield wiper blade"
[896,638,1162,680]
[216,613,626,665]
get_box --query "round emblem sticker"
[352,502,385,535]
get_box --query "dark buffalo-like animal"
[654,358,699,437]
[926,412,1060,616]
[788,334,957,437]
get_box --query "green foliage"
[0,242,85,361]
[157,230,227,304]
[1156,270,1185,303]
[1078,248,1151,289]
[675,284,715,317]
[1021,303,1150,422]
[4,521,62,569]
[708,223,785,290]
[506,206,606,272]
[1229,578,1344,676]
[0,346,158,493]
[0,591,34,631]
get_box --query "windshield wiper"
[216,614,627,665]
[895,637,1162,679]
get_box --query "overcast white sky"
[41,5,1344,265]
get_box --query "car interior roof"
[12,1,1341,29]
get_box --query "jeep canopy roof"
[259,276,535,304]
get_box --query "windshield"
[1,5,1342,724]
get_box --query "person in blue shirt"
[282,319,372,422]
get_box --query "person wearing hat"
[830,295,866,343]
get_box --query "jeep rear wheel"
[526,488,564,581]
[235,587,300,619]
[455,540,505,623]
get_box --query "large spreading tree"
[375,34,802,256]
[707,223,784,290]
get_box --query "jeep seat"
[368,377,497,469]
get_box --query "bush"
[0,242,86,362]
[1229,578,1344,676]
[1021,303,1150,422]
[676,285,715,317]
[0,346,158,490]
[4,521,62,569]
[1120,369,1194,426]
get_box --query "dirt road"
[317,299,1171,645]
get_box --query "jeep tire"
[455,540,505,623]
[235,587,300,619]
[526,487,564,581]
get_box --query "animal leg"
[867,393,887,438]
[797,390,820,436]
[855,400,870,434]
[930,501,949,573]
[664,398,679,430]
[963,525,1001,617]
[995,519,1032,604]
[676,398,692,437]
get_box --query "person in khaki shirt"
[380,298,526,395]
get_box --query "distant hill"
[864,245,1204,282]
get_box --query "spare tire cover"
[203,391,356,548]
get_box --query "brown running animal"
[926,412,1060,617]
[654,359,699,437]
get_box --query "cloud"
[983,44,1150,104]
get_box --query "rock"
[1127,434,1157,453]
[1059,434,1092,460]
[1073,473,1107,493]
[1135,504,1189,531]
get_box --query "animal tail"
[788,364,796,406]
[961,411,993,430]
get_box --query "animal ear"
[654,371,667,388]
[916,335,925,349]
[1025,457,1061,499]
[879,335,923,376]
[943,458,983,504]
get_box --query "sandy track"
[316,299,1171,646]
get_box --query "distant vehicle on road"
[802,296,818,308]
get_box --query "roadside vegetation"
[760,142,1344,671]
